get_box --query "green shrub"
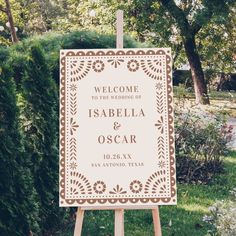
[175,111,232,183]
[0,64,39,235]
[20,44,65,234]
[4,31,139,88]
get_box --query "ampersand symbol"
[113,122,121,130]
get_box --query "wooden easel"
[73,10,162,236]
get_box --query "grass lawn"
[59,151,236,236]
[173,87,236,116]
[174,86,236,102]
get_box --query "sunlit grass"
[180,204,209,214]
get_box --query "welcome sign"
[60,48,176,207]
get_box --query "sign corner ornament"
[60,48,177,207]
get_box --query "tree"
[51,0,235,104]
[0,0,63,45]
[21,44,65,234]
[158,0,210,104]
[0,50,39,235]
[126,0,235,104]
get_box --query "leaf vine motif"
[157,136,165,160]
[156,83,164,114]
[70,93,77,115]
[70,138,76,161]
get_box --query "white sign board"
[60,48,176,207]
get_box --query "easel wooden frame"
[73,10,162,236]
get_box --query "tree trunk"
[5,0,18,43]
[183,36,209,104]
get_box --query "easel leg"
[114,209,124,236]
[152,207,162,236]
[115,10,124,235]
[74,208,85,236]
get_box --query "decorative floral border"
[60,49,176,206]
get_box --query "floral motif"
[130,180,143,193]
[69,162,77,170]
[158,160,165,169]
[109,185,127,194]
[92,60,105,72]
[69,84,77,91]
[93,181,106,194]
[127,59,139,72]
[155,116,164,134]
[107,59,124,68]
[155,82,163,90]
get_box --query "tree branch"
[158,0,191,37]
[191,8,213,35]
[190,0,230,35]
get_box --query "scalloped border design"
[60,49,176,206]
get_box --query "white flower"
[202,215,214,222]
[209,206,217,212]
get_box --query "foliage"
[203,188,236,236]
[198,6,236,74]
[7,31,139,87]
[19,44,66,234]
[0,25,235,234]
[124,0,236,69]
[1,0,235,103]
[0,0,62,43]
[50,0,122,34]
[1,0,235,72]
[0,58,39,235]
[14,0,233,104]
[175,110,233,183]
